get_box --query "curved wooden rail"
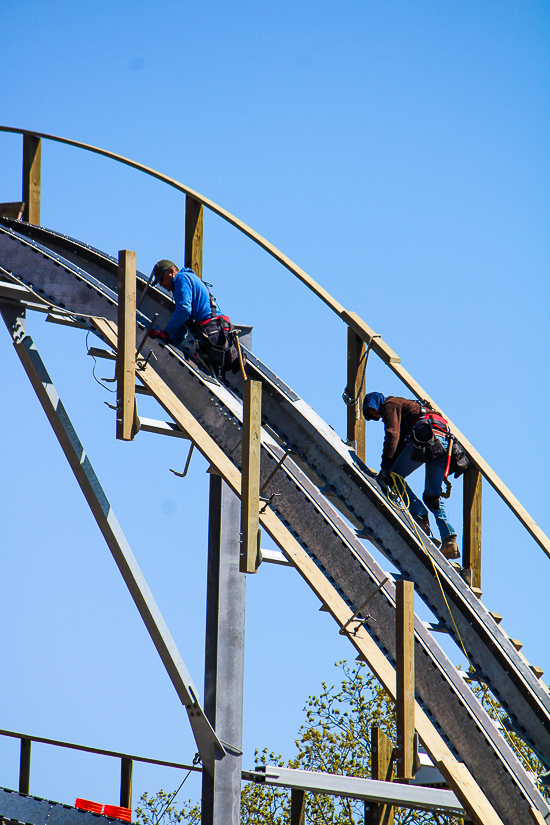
[1,124,548,561]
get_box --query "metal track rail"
[1,222,548,823]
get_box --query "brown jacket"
[380,397,425,469]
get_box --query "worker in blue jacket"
[148,259,214,346]
[148,259,241,378]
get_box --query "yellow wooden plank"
[22,135,41,225]
[116,250,137,441]
[529,805,548,824]
[185,195,203,280]
[396,580,415,781]
[240,380,262,573]
[290,789,306,825]
[437,759,507,825]
[346,328,366,462]
[342,311,401,364]
[463,467,482,589]
[367,727,394,825]
[91,316,504,824]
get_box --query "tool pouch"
[450,440,469,478]
[411,417,446,462]
[197,317,243,375]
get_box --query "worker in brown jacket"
[363,392,459,559]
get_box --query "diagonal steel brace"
[1,311,225,775]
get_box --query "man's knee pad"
[423,492,441,513]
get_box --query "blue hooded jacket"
[164,268,216,341]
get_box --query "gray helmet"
[151,259,177,284]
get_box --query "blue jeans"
[390,436,457,542]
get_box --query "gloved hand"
[149,329,169,341]
[377,468,392,485]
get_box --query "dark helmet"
[151,259,177,284]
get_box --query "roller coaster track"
[1,125,549,824]
[1,216,549,825]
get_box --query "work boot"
[441,536,460,560]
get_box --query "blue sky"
[0,0,549,812]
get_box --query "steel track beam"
[253,765,465,816]
[91,316,509,825]
[2,226,548,822]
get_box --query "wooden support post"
[290,789,306,825]
[19,738,31,794]
[22,135,41,225]
[346,328,366,461]
[185,195,203,279]
[396,580,415,782]
[365,726,394,825]
[116,250,138,441]
[240,379,262,573]
[463,466,482,590]
[120,757,133,809]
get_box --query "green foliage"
[136,789,201,825]
[282,661,460,825]
[239,750,289,824]
[136,660,548,824]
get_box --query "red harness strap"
[412,411,449,434]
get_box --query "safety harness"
[410,403,469,479]
[187,288,243,378]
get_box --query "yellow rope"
[383,472,472,666]
[382,474,535,768]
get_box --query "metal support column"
[202,474,246,825]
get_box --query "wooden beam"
[529,805,548,825]
[22,135,41,225]
[290,788,306,825]
[185,195,203,280]
[463,466,482,590]
[0,202,24,219]
[116,250,137,441]
[437,759,505,825]
[91,317,505,825]
[3,127,548,563]
[120,757,133,809]
[240,379,262,573]
[396,580,415,781]
[346,327,366,462]
[19,738,31,794]
[365,727,394,825]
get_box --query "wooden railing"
[0,726,199,807]
[1,124,548,590]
